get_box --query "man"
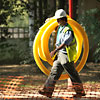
[39,9,85,98]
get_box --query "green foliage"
[0,39,33,65]
[8,14,29,27]
[78,8,100,62]
[0,0,28,26]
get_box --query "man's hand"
[50,50,57,57]
[50,43,65,57]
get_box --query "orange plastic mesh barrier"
[0,76,100,100]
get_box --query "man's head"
[54,9,67,19]
[54,9,67,25]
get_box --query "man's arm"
[50,43,66,57]
[50,30,73,57]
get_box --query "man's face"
[57,18,65,26]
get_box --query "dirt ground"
[0,62,100,90]
[79,62,100,83]
[0,62,100,83]
[0,62,100,99]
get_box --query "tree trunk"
[34,0,38,31]
[58,0,66,9]
[39,0,43,26]
[73,0,78,20]
[28,0,36,61]
[48,0,56,16]
[43,0,48,21]
[28,1,36,48]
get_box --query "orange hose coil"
[33,16,89,80]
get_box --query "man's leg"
[62,61,85,97]
[39,59,64,97]
[67,63,76,90]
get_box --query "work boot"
[73,92,86,98]
[38,89,52,98]
[72,82,86,97]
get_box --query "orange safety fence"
[0,76,100,100]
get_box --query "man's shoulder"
[63,26,70,33]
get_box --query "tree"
[78,8,100,62]
[0,0,14,26]
[0,0,28,26]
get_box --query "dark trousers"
[43,52,84,95]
